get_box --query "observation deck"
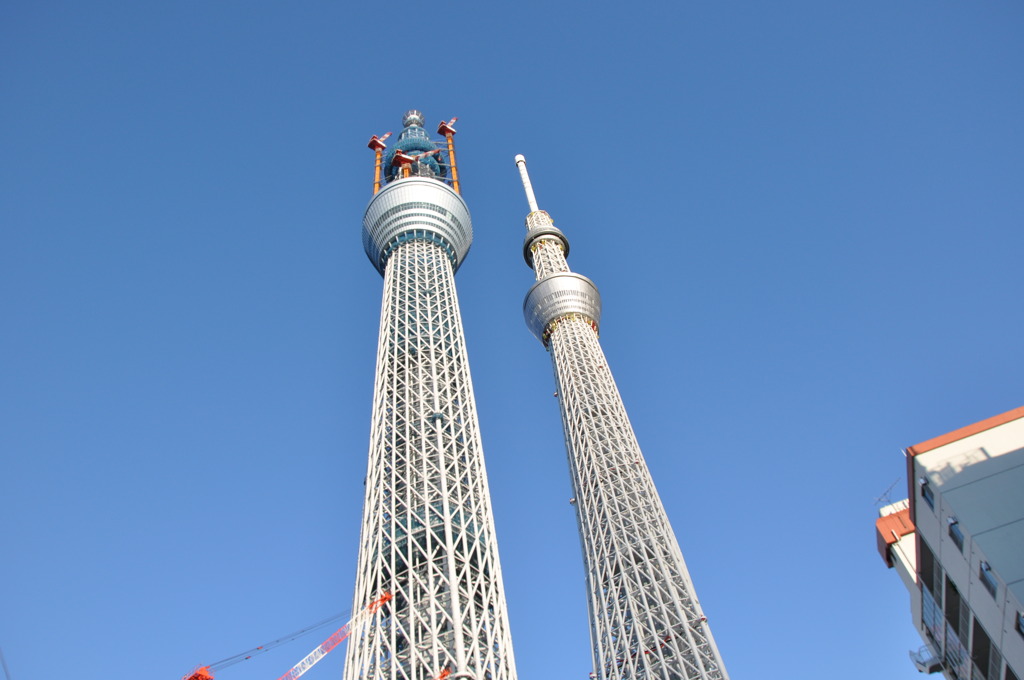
[362,176,473,276]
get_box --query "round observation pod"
[521,210,570,267]
[523,272,602,346]
[363,177,472,276]
[523,224,570,268]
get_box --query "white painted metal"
[515,156,729,680]
[514,155,539,213]
[345,134,517,680]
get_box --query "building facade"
[513,155,728,680]
[344,111,517,680]
[877,406,1024,680]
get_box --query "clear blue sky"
[2,2,1022,679]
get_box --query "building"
[512,155,728,680]
[344,111,518,680]
[877,406,1024,680]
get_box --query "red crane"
[368,132,393,195]
[182,592,392,680]
[392,148,441,178]
[436,117,460,194]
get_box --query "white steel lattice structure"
[344,111,518,680]
[514,156,728,680]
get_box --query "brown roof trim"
[907,406,1024,457]
[876,508,915,568]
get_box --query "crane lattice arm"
[275,592,392,680]
[182,593,392,680]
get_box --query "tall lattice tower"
[343,111,518,680]
[513,156,728,680]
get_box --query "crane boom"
[274,625,350,680]
[275,592,392,680]
[183,593,391,680]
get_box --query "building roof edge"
[907,406,1024,457]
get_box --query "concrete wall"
[911,415,1024,678]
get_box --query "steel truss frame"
[345,240,517,680]
[532,234,728,680]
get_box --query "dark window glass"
[920,538,938,597]
[920,477,935,510]
[945,576,961,629]
[945,576,970,642]
[972,618,992,679]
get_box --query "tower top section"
[402,109,425,128]
[365,109,462,191]
[362,111,471,276]
[513,154,570,267]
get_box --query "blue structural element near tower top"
[383,109,450,184]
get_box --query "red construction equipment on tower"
[181,592,392,680]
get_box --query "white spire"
[514,154,540,213]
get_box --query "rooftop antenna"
[873,477,902,507]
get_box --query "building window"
[972,618,1002,680]
[921,585,943,645]
[919,538,940,599]
[919,477,935,510]
[948,517,964,552]
[1007,663,1020,680]
[945,575,969,642]
[1017,611,1024,639]
[979,561,998,597]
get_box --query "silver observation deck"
[522,272,601,346]
[363,177,473,276]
